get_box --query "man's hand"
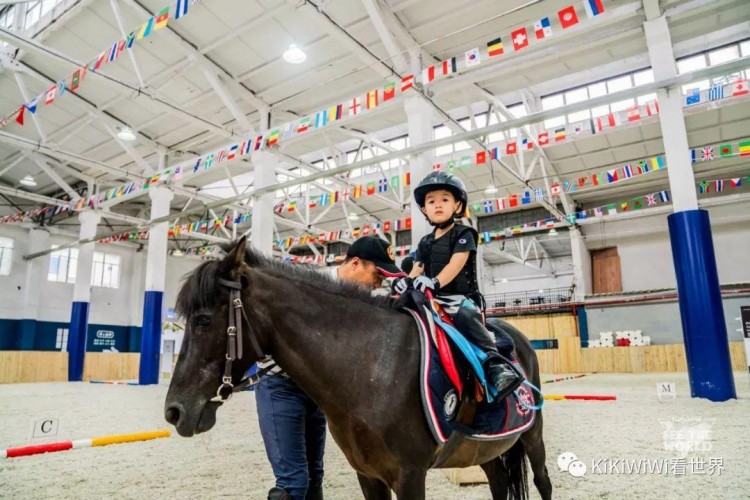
[413,276,440,293]
[392,277,411,294]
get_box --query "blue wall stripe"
[668,209,736,402]
[0,319,141,352]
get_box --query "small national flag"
[287,201,297,213]
[534,188,544,201]
[509,194,518,207]
[476,151,487,164]
[137,17,154,39]
[538,131,549,145]
[45,86,56,105]
[645,100,660,116]
[401,74,414,92]
[367,89,379,109]
[366,182,376,196]
[651,155,665,170]
[583,0,605,18]
[594,207,604,217]
[108,41,119,62]
[623,164,633,178]
[70,69,81,91]
[154,7,169,29]
[349,97,362,116]
[646,194,656,206]
[505,142,517,155]
[267,129,280,147]
[606,169,619,183]
[175,0,189,19]
[534,17,552,39]
[701,146,714,161]
[550,183,562,196]
[15,106,25,126]
[482,200,494,213]
[708,84,724,101]
[391,175,400,190]
[632,198,644,210]
[521,191,531,204]
[464,47,481,67]
[441,57,457,75]
[627,105,641,122]
[731,79,749,96]
[174,166,183,181]
[521,137,533,150]
[558,5,579,29]
[487,37,504,57]
[730,178,742,187]
[315,110,327,128]
[383,82,395,101]
[686,89,701,105]
[691,149,696,164]
[719,144,732,157]
[490,147,500,160]
[715,180,724,192]
[378,178,388,193]
[658,190,670,202]
[739,140,750,157]
[554,127,566,142]
[698,181,710,194]
[572,122,585,134]
[422,65,436,84]
[298,116,310,133]
[403,172,411,186]
[511,27,529,51]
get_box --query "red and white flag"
[505,142,518,155]
[731,79,749,96]
[645,99,660,116]
[441,57,457,76]
[349,97,362,116]
[511,27,529,51]
[538,131,549,145]
[401,74,414,92]
[422,65,436,84]
[45,86,56,105]
[626,105,641,122]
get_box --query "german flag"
[487,37,503,57]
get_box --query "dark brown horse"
[165,238,552,499]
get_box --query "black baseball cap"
[346,236,404,277]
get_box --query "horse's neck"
[251,272,414,415]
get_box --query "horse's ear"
[221,237,247,276]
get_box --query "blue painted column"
[645,14,735,400]
[68,211,100,381]
[139,186,174,385]
[20,228,50,349]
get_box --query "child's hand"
[409,262,424,278]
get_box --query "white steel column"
[644,16,697,212]
[569,229,591,300]
[251,150,276,255]
[139,186,174,384]
[405,96,435,249]
[68,210,100,381]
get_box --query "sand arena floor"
[2,372,749,499]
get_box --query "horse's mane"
[176,244,393,318]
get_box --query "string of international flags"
[272,172,749,254]
[1,137,747,227]
[1,0,608,137]
[1,0,200,128]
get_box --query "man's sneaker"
[487,362,524,400]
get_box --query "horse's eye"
[194,314,212,327]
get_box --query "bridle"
[209,276,269,403]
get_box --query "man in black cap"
[256,236,402,500]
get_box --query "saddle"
[396,290,537,463]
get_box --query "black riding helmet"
[413,171,468,214]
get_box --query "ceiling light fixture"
[283,44,307,64]
[484,184,498,194]
[348,213,360,221]
[19,175,37,187]
[117,127,137,141]
[548,228,558,235]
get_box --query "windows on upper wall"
[47,247,121,288]
[0,237,13,276]
[91,252,120,289]
[48,247,78,284]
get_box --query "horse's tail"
[502,438,529,500]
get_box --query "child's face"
[421,190,461,224]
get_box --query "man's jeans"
[256,375,326,500]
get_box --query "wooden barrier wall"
[501,313,578,339]
[0,352,140,384]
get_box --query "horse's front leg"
[356,473,392,500]
[393,470,426,500]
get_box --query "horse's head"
[164,237,262,437]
